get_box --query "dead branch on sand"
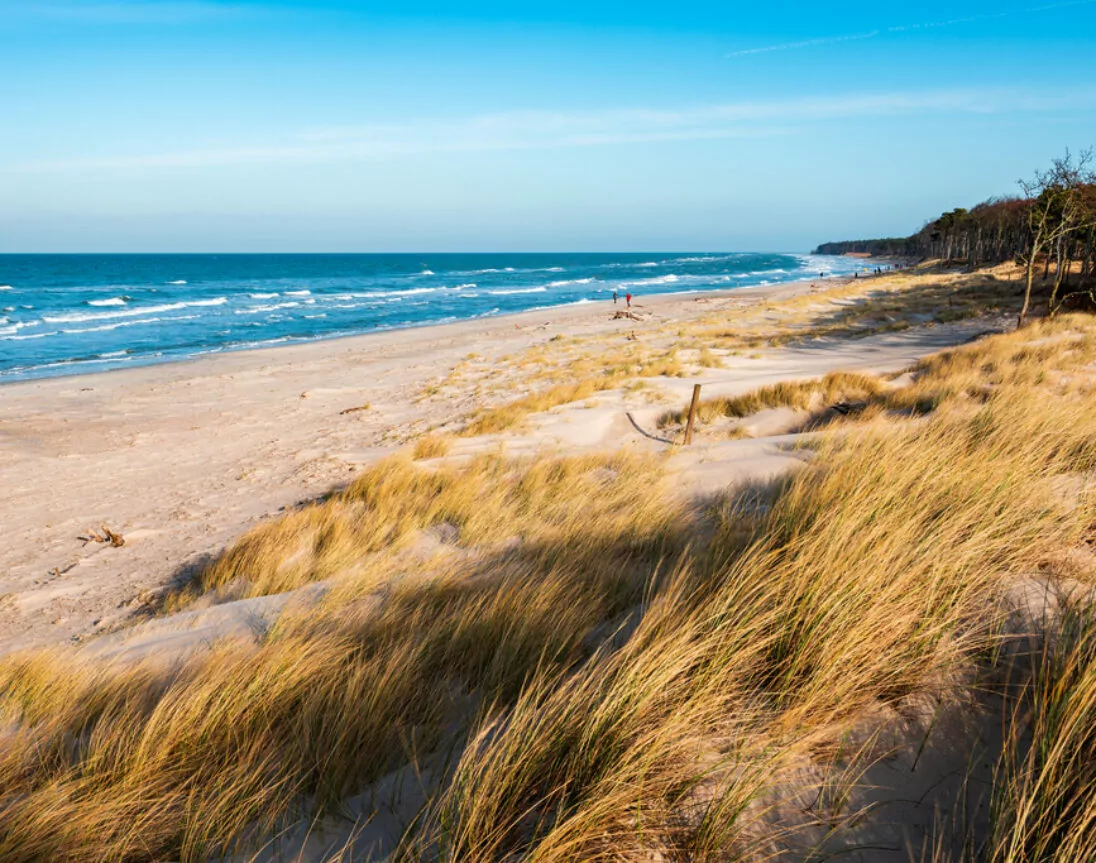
[80,526,125,547]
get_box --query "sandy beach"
[0,272,999,658]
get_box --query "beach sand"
[0,275,997,657]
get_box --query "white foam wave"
[236,302,300,314]
[618,274,680,288]
[43,297,226,324]
[525,297,598,314]
[62,318,161,334]
[0,320,39,336]
[0,285,12,291]
[351,287,437,299]
[547,278,595,287]
[284,289,311,296]
[461,267,517,275]
[419,269,435,276]
[167,280,188,285]
[249,292,278,299]
[454,283,477,289]
[670,254,741,264]
[62,314,199,334]
[87,297,128,307]
[487,287,548,296]
[1,330,58,341]
[19,355,137,372]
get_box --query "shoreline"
[0,271,864,390]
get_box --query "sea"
[0,253,865,383]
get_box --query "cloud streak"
[726,0,1096,58]
[726,31,880,57]
[12,87,1095,174]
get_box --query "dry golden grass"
[412,433,453,459]
[3,289,1096,859]
[0,452,689,861]
[447,265,1022,438]
[405,324,1096,861]
[460,348,685,435]
[658,370,885,429]
[664,317,1096,439]
[974,604,1096,862]
[697,346,723,368]
[163,450,680,607]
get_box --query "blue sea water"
[0,253,866,383]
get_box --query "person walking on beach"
[613,290,618,305]
[625,292,632,309]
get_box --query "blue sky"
[2,0,1095,252]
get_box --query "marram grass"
[0,315,1095,860]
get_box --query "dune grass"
[451,265,1018,436]
[460,348,686,435]
[658,370,885,429]
[412,433,453,460]
[662,317,1096,436]
[982,604,1096,862]
[1,314,1095,860]
[163,450,680,607]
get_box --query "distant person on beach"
[626,292,632,308]
[613,290,618,304]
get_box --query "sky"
[2,0,1096,252]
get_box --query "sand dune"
[0,275,999,658]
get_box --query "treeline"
[814,238,916,256]
[813,199,1033,263]
[814,149,1096,323]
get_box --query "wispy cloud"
[726,0,1096,58]
[13,87,1095,174]
[726,31,881,58]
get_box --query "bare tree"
[815,150,1096,316]
[1017,149,1096,327]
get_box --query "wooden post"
[683,384,702,446]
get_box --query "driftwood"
[339,404,371,415]
[612,310,647,321]
[80,526,125,547]
[45,561,78,580]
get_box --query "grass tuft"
[412,433,453,460]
